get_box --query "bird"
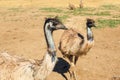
[59,18,96,80]
[68,3,76,10]
[0,16,67,80]
[79,0,83,8]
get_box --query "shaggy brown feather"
[59,19,95,80]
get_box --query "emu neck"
[44,23,56,51]
[87,27,94,42]
[34,22,57,80]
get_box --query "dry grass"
[0,0,120,8]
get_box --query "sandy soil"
[0,0,120,80]
[0,0,120,8]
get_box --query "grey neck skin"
[87,27,94,42]
[44,23,56,50]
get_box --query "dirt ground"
[0,0,120,80]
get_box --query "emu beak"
[94,25,96,27]
[93,24,96,27]
[56,24,68,30]
[64,27,68,30]
[60,25,68,30]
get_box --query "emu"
[59,18,96,80]
[68,3,76,10]
[0,17,67,80]
[79,0,83,8]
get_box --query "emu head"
[86,18,96,28]
[44,16,67,31]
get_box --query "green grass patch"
[95,11,111,16]
[8,8,20,12]
[39,7,63,13]
[8,7,25,12]
[58,15,69,22]
[97,19,120,28]
[100,5,120,10]
[68,7,95,15]
[76,7,96,12]
[113,15,120,18]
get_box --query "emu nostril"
[62,25,68,30]
[64,27,68,30]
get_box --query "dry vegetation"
[0,0,120,80]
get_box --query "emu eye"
[89,22,92,24]
[53,22,58,26]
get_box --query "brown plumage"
[79,0,83,8]
[0,17,67,80]
[59,18,96,80]
[68,3,76,10]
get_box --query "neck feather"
[34,52,57,80]
[34,22,57,80]
[44,23,56,50]
[87,27,94,42]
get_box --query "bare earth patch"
[0,0,120,80]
